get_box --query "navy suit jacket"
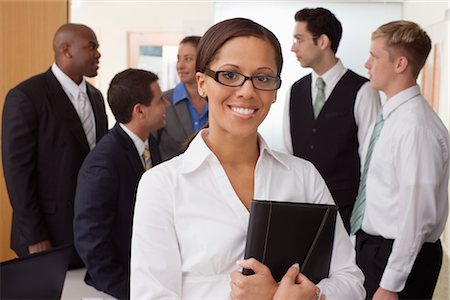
[2,68,108,266]
[74,123,161,299]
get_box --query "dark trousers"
[356,230,442,300]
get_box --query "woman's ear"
[196,71,206,97]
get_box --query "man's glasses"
[204,69,281,91]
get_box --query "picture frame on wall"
[128,32,185,91]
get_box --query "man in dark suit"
[1,23,108,267]
[74,68,169,299]
[282,8,381,233]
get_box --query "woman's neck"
[205,129,259,167]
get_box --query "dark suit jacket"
[1,68,108,266]
[74,123,161,299]
[154,88,194,161]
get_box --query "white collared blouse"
[131,129,365,300]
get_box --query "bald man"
[2,23,108,268]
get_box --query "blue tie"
[350,110,385,235]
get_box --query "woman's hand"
[230,258,278,300]
[274,263,324,300]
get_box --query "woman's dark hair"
[196,18,283,76]
[180,35,201,48]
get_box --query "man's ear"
[132,103,145,120]
[318,34,330,51]
[62,43,71,58]
[395,56,409,74]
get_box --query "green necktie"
[313,77,326,118]
[350,111,385,235]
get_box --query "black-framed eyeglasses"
[204,68,281,91]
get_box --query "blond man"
[351,20,449,300]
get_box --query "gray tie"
[313,77,326,118]
[350,110,385,235]
[79,90,95,150]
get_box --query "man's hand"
[373,287,398,300]
[28,240,52,254]
[274,263,324,300]
[230,258,278,300]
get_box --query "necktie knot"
[142,146,152,170]
[313,77,326,119]
[78,89,88,102]
[316,77,325,90]
[79,89,87,97]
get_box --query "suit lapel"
[174,101,194,137]
[86,83,107,142]
[149,135,162,166]
[305,75,315,120]
[114,124,144,175]
[45,69,90,152]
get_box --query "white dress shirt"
[51,63,96,145]
[282,59,381,158]
[361,85,449,292]
[130,129,365,300]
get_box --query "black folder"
[243,200,337,283]
[0,244,72,299]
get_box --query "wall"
[70,0,215,126]
[0,0,68,262]
[405,2,449,129]
[214,1,402,150]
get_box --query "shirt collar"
[181,129,290,174]
[312,58,346,87]
[119,123,148,156]
[51,63,87,99]
[382,85,420,120]
[173,83,190,105]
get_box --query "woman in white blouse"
[130,17,365,300]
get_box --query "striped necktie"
[350,110,385,235]
[79,90,95,150]
[142,146,152,170]
[313,77,326,118]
